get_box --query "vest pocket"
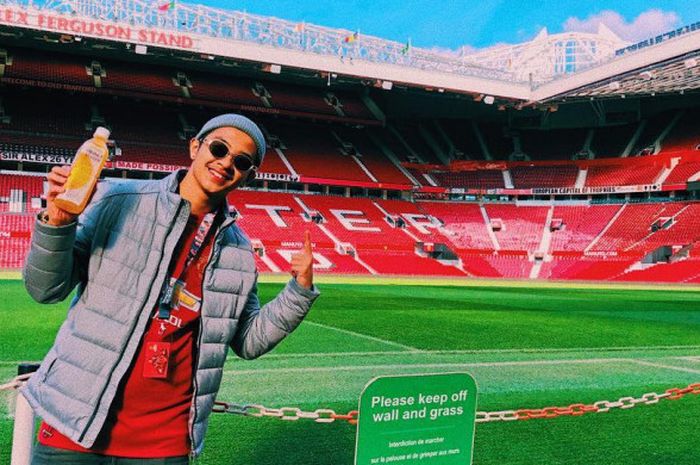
[41,357,58,383]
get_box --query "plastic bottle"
[54,127,111,215]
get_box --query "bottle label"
[56,141,105,206]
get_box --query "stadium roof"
[464,24,628,85]
[1,0,699,107]
[533,26,700,104]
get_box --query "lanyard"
[157,212,217,320]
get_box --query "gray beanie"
[195,114,266,166]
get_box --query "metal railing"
[4,0,517,82]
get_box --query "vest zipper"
[189,218,234,458]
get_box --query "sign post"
[355,372,477,465]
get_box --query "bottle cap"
[94,126,111,139]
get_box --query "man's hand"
[46,165,79,226]
[290,230,314,289]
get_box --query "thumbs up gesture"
[290,230,314,290]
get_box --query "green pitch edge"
[3,271,700,291]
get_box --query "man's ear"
[189,138,200,161]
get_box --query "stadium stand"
[623,203,700,252]
[484,255,533,279]
[477,122,513,160]
[2,39,700,285]
[332,127,414,185]
[392,122,443,165]
[483,204,549,252]
[359,250,465,276]
[264,81,338,116]
[330,91,376,120]
[510,165,578,188]
[188,72,263,106]
[439,119,483,160]
[227,189,335,248]
[115,144,189,166]
[547,258,637,281]
[590,124,637,158]
[613,257,700,283]
[631,111,677,155]
[519,128,586,160]
[457,254,502,278]
[2,48,93,87]
[99,101,182,145]
[416,201,495,250]
[585,162,663,187]
[299,194,417,250]
[430,169,504,190]
[663,108,700,152]
[0,173,44,212]
[3,92,91,138]
[550,205,622,252]
[664,157,700,184]
[0,213,33,269]
[257,148,294,176]
[376,127,418,165]
[587,203,673,253]
[267,120,373,182]
[1,47,375,124]
[101,61,183,97]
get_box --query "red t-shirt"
[39,213,218,458]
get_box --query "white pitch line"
[674,356,700,363]
[2,346,699,366]
[631,359,700,375]
[259,345,700,359]
[303,321,421,351]
[224,357,632,376]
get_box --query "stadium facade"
[0,0,699,282]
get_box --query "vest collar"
[160,169,238,227]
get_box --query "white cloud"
[427,44,478,57]
[563,9,680,42]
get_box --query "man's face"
[188,126,257,199]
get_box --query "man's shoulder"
[93,177,162,203]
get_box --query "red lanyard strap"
[157,212,216,320]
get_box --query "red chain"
[331,410,359,425]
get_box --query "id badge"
[143,342,171,379]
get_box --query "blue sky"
[196,0,700,51]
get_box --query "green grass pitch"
[1,277,699,464]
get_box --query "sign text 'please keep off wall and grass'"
[355,373,477,465]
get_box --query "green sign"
[354,372,477,465]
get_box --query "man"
[22,114,319,463]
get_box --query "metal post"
[11,364,40,465]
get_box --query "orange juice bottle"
[54,127,111,215]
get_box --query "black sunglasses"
[203,139,256,172]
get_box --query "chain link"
[475,410,519,423]
[211,382,700,424]
[212,402,358,424]
[4,375,699,425]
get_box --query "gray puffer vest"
[21,170,319,456]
